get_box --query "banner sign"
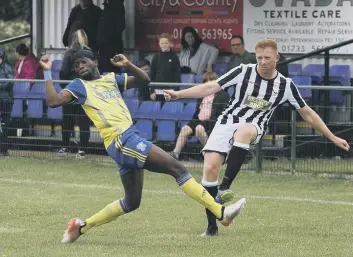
[135,0,244,52]
[243,0,353,54]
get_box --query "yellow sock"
[180,176,223,219]
[81,200,125,234]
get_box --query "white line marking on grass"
[0,227,25,233]
[1,177,353,206]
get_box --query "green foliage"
[0,21,30,66]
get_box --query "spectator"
[59,29,91,158]
[14,43,42,79]
[227,36,256,72]
[137,59,151,76]
[97,0,125,73]
[150,33,181,101]
[62,0,102,52]
[137,59,152,101]
[169,72,229,160]
[0,48,14,156]
[179,27,219,75]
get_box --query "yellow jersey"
[63,72,133,148]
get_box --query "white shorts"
[201,122,264,158]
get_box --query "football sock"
[177,173,223,220]
[172,150,180,158]
[219,142,249,190]
[81,200,125,234]
[202,180,219,228]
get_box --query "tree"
[0,0,31,22]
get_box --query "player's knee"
[234,125,258,144]
[203,161,220,177]
[169,159,188,178]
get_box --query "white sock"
[173,150,180,158]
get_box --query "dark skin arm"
[110,54,151,89]
[39,56,74,107]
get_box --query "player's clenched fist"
[110,54,130,67]
[39,56,52,71]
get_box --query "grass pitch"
[0,158,352,257]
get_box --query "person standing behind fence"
[62,0,102,52]
[59,29,91,158]
[96,0,125,74]
[150,33,181,102]
[0,48,14,156]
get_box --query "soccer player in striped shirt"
[39,49,246,243]
[164,39,350,236]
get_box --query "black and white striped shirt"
[216,63,306,131]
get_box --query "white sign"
[243,0,353,54]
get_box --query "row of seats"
[11,82,63,120]
[127,101,198,142]
[10,81,200,142]
[292,74,350,105]
[50,59,351,85]
[288,64,351,85]
[125,100,196,121]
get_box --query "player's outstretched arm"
[164,80,221,101]
[39,56,74,107]
[297,105,350,151]
[110,54,150,88]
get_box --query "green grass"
[0,158,352,257]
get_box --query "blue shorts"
[107,125,152,175]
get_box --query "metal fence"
[1,78,353,178]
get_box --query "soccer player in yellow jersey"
[39,49,246,243]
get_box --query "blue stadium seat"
[135,101,161,120]
[176,98,197,104]
[302,64,324,85]
[11,82,30,118]
[328,65,351,105]
[13,82,30,98]
[27,83,46,99]
[195,75,203,83]
[288,63,302,77]
[27,83,46,119]
[47,106,63,120]
[227,87,235,97]
[291,75,312,100]
[123,88,139,99]
[11,100,24,118]
[52,60,63,81]
[124,99,139,118]
[212,62,228,76]
[329,65,351,86]
[159,102,184,120]
[181,74,195,83]
[135,119,153,140]
[156,120,176,141]
[52,60,63,73]
[27,99,43,119]
[183,102,197,120]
